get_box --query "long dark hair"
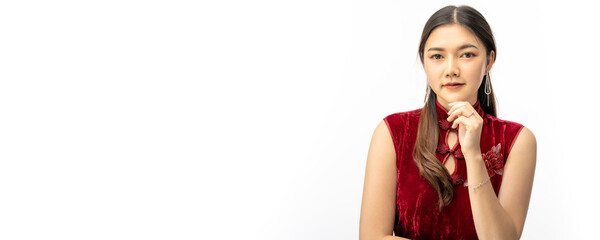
[413,5,498,211]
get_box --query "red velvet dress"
[383,99,524,240]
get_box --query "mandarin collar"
[435,99,485,131]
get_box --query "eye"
[462,52,476,58]
[430,54,443,60]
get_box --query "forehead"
[424,24,483,50]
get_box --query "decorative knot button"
[436,143,465,160]
[451,174,465,185]
[438,119,451,131]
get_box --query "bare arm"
[359,120,410,240]
[464,127,537,240]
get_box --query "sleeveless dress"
[383,99,524,240]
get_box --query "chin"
[439,96,465,102]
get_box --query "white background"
[0,0,598,239]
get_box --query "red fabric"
[383,99,524,240]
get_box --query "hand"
[446,101,483,159]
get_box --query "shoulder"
[483,114,533,158]
[383,108,422,124]
[379,107,422,149]
[510,126,537,156]
[485,114,525,133]
[496,116,536,156]
[505,126,537,180]
[382,107,422,133]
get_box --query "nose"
[444,56,460,77]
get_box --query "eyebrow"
[426,44,479,52]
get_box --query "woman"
[359,5,536,240]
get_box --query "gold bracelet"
[470,176,491,192]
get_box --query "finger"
[451,112,479,129]
[447,104,472,122]
[446,104,461,120]
[451,116,475,131]
[447,101,469,119]
[451,116,463,129]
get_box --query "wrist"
[464,149,482,162]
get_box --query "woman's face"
[423,24,494,110]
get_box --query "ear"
[486,50,496,72]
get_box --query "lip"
[444,83,464,89]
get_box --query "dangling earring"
[425,84,433,103]
[484,72,491,107]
